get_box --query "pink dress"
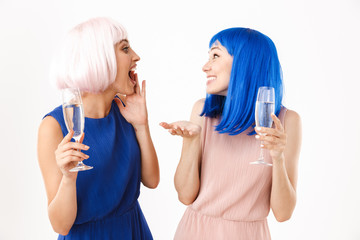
[174,108,287,240]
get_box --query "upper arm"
[283,110,302,191]
[37,116,64,206]
[189,98,205,129]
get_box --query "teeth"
[207,77,216,81]
[130,67,137,72]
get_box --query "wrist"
[183,134,201,146]
[272,153,285,165]
[133,122,149,134]
[62,174,77,185]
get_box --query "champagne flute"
[250,86,275,166]
[62,88,93,172]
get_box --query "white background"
[1,0,359,239]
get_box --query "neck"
[81,88,116,119]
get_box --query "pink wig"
[50,17,128,93]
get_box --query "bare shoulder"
[38,116,63,140]
[190,98,205,127]
[192,98,205,115]
[284,109,301,129]
[38,116,64,166]
[284,109,302,152]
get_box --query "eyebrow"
[119,39,129,45]
[208,46,222,53]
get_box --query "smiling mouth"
[206,76,216,85]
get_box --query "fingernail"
[255,135,260,139]
[85,155,89,159]
[260,144,264,148]
[256,127,261,131]
[84,145,90,149]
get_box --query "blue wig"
[201,28,283,135]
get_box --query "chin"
[206,87,227,96]
[206,89,221,95]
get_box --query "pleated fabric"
[45,100,153,240]
[174,107,287,240]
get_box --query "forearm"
[134,124,160,189]
[174,136,201,205]
[48,176,77,235]
[270,154,297,222]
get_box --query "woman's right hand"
[160,121,201,138]
[54,131,89,179]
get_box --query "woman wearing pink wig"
[38,17,159,239]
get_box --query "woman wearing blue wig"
[161,28,302,239]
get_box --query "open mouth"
[128,67,137,85]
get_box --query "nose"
[202,60,211,72]
[132,49,140,62]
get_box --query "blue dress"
[45,100,153,240]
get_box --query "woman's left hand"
[114,73,148,128]
[255,113,287,162]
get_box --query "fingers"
[260,142,285,151]
[59,141,90,153]
[183,128,196,137]
[255,134,286,145]
[254,114,284,136]
[183,128,192,136]
[135,73,140,94]
[58,149,89,162]
[172,126,184,135]
[59,130,74,146]
[271,113,284,131]
[56,132,89,157]
[255,127,282,138]
[79,132,85,144]
[255,114,286,157]
[56,148,89,171]
[58,155,85,167]
[160,122,185,136]
[169,126,193,137]
[159,122,172,129]
[167,125,181,135]
[160,121,200,137]
[141,80,146,97]
[56,143,90,170]
[159,122,182,131]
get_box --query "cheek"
[221,63,232,82]
[226,61,233,76]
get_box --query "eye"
[212,53,219,59]
[122,46,130,53]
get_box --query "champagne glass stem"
[259,141,264,160]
